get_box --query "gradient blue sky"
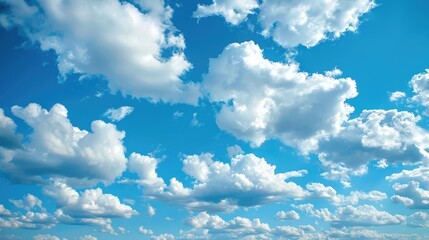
[1,0,429,239]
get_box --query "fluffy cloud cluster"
[44,179,138,218]
[36,179,138,235]
[0,197,56,231]
[9,194,44,212]
[391,181,429,209]
[410,69,429,114]
[184,211,307,239]
[193,0,258,25]
[0,0,199,104]
[259,0,376,48]
[293,203,405,228]
[0,103,127,186]
[306,182,386,206]
[387,166,429,187]
[181,211,411,239]
[203,41,357,152]
[127,151,309,212]
[317,109,429,184]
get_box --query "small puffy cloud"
[410,69,429,114]
[408,211,429,228]
[259,0,376,48]
[389,91,406,102]
[127,152,309,212]
[185,211,305,239]
[353,191,387,201]
[0,204,12,217]
[9,194,44,212]
[203,41,357,152]
[0,108,22,150]
[147,205,156,217]
[387,166,429,187]
[317,109,429,182]
[330,205,405,227]
[0,210,56,230]
[0,103,127,186]
[193,0,258,25]
[306,182,358,206]
[104,106,134,122]
[275,210,300,220]
[391,181,429,209]
[325,228,417,240]
[33,234,60,240]
[151,234,175,240]
[139,225,154,235]
[294,203,405,228]
[0,0,200,104]
[226,145,244,158]
[44,179,138,218]
[80,235,97,240]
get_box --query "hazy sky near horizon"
[1,0,429,239]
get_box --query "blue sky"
[1,0,429,239]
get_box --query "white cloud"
[387,166,429,187]
[184,211,306,239]
[330,205,405,227]
[410,69,429,114]
[353,191,387,201]
[80,235,97,240]
[259,0,376,48]
[0,204,12,217]
[203,41,357,152]
[226,145,244,158]
[118,226,127,234]
[193,0,258,25]
[44,179,138,218]
[0,108,22,150]
[9,194,45,212]
[275,210,300,220]
[408,211,429,228]
[33,234,60,240]
[293,203,405,228]
[104,106,134,122]
[0,0,200,104]
[127,152,309,212]
[0,103,127,186]
[391,181,429,209]
[317,109,429,182]
[306,182,358,206]
[151,233,175,240]
[139,225,154,235]
[389,91,406,102]
[147,205,156,217]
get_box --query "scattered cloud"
[193,0,258,25]
[139,225,154,235]
[391,181,429,209]
[104,106,134,122]
[408,211,429,228]
[275,210,300,220]
[44,179,138,219]
[410,69,429,114]
[389,91,406,102]
[147,205,156,217]
[127,151,309,212]
[259,0,376,48]
[317,109,429,183]
[0,0,200,104]
[0,103,127,186]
